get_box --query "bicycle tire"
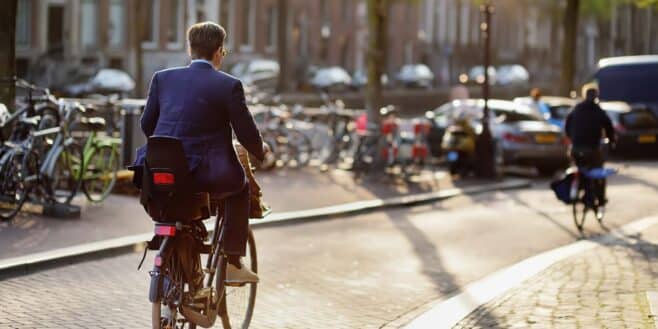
[217,228,257,329]
[82,145,119,202]
[572,187,588,232]
[0,151,31,221]
[46,142,82,205]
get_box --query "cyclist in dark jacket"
[565,84,616,167]
[564,84,616,204]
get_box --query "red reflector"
[412,145,428,158]
[155,225,176,236]
[153,172,175,185]
[154,256,163,266]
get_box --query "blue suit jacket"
[134,61,264,194]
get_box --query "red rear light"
[155,225,176,236]
[153,172,175,185]
[561,136,571,145]
[154,256,163,266]
[503,132,530,143]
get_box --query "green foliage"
[582,0,658,18]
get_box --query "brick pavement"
[453,224,658,329]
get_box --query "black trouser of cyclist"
[570,147,606,205]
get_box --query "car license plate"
[447,151,459,162]
[535,134,557,144]
[638,135,656,143]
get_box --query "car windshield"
[595,63,658,103]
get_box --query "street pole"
[476,1,496,178]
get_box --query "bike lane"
[1,161,658,328]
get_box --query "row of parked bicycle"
[247,93,433,178]
[0,78,121,221]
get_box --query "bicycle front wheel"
[0,151,31,221]
[47,142,82,205]
[217,228,258,329]
[82,145,119,202]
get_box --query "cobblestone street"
[454,223,658,329]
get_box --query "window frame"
[165,0,185,50]
[239,0,256,52]
[141,0,160,50]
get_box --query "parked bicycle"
[135,136,258,329]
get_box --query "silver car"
[428,99,570,175]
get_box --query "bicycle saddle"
[79,117,106,131]
[143,136,210,222]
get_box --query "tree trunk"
[366,0,388,126]
[560,0,580,96]
[0,0,17,107]
[276,0,288,93]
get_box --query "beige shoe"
[225,262,259,286]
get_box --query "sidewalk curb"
[0,179,530,279]
[403,214,658,329]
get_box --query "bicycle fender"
[148,271,165,303]
[40,143,64,176]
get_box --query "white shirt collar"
[191,59,214,68]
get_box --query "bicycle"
[138,136,258,329]
[570,166,617,233]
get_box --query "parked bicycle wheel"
[217,228,257,329]
[0,151,30,221]
[82,145,119,202]
[47,142,82,205]
[288,130,312,167]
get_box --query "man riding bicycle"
[134,22,266,288]
[564,83,616,205]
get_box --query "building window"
[240,0,256,51]
[266,5,277,51]
[108,0,125,47]
[16,0,31,47]
[141,0,160,49]
[81,0,99,48]
[166,0,184,49]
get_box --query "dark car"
[594,55,658,118]
[600,101,658,154]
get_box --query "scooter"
[441,118,477,176]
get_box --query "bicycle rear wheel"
[217,228,257,329]
[82,145,119,202]
[47,142,82,205]
[572,188,588,232]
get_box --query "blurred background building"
[13,0,658,95]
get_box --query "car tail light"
[381,146,399,159]
[153,172,175,185]
[154,256,163,266]
[155,225,176,236]
[503,132,530,143]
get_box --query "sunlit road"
[1,160,657,328]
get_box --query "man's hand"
[262,141,272,156]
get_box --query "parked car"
[350,69,389,90]
[594,55,658,118]
[425,99,570,175]
[62,68,135,97]
[514,96,578,129]
[230,59,280,92]
[459,65,497,85]
[309,66,352,92]
[600,101,658,154]
[496,64,530,86]
[396,64,434,89]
